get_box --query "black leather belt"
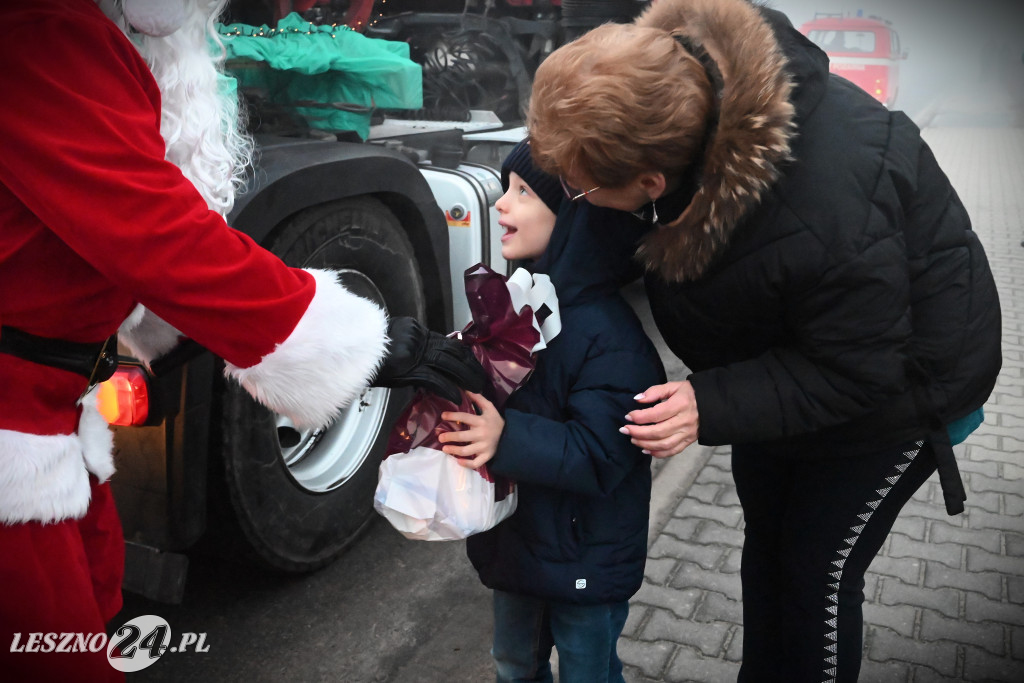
[0,325,118,385]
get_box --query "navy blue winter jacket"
[466,201,666,605]
[633,2,1001,514]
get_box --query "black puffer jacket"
[467,201,665,605]
[635,0,1001,510]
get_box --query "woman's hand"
[622,381,700,458]
[438,392,505,469]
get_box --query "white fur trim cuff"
[80,387,116,483]
[0,398,114,525]
[118,304,184,365]
[224,269,389,431]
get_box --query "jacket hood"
[634,0,810,283]
[529,201,650,305]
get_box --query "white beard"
[97,0,252,215]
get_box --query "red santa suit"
[0,2,388,680]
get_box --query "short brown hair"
[527,23,713,188]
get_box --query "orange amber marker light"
[96,367,150,426]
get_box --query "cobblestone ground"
[619,127,1024,683]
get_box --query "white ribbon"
[505,268,561,353]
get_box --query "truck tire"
[219,197,426,572]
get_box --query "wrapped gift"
[374,264,560,541]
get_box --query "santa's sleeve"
[225,270,387,429]
[118,270,389,431]
[0,9,389,430]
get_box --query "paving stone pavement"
[619,123,1024,683]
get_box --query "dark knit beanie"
[501,140,563,217]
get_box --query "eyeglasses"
[559,176,601,202]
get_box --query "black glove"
[373,316,487,404]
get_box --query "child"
[438,140,666,683]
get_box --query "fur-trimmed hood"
[635,0,797,282]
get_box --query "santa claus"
[0,1,482,680]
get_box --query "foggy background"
[763,0,1024,124]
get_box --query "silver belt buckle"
[78,336,118,405]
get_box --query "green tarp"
[219,13,422,139]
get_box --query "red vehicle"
[799,13,907,108]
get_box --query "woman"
[526,0,1002,680]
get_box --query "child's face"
[495,171,557,261]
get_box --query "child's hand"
[438,392,504,470]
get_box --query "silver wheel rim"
[278,385,390,493]
[279,268,390,493]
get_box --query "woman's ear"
[637,172,668,201]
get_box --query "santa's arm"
[1,9,481,428]
[119,271,389,431]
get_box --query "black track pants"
[732,440,938,683]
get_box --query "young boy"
[438,140,666,683]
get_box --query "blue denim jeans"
[491,590,629,683]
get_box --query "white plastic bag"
[373,446,517,541]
